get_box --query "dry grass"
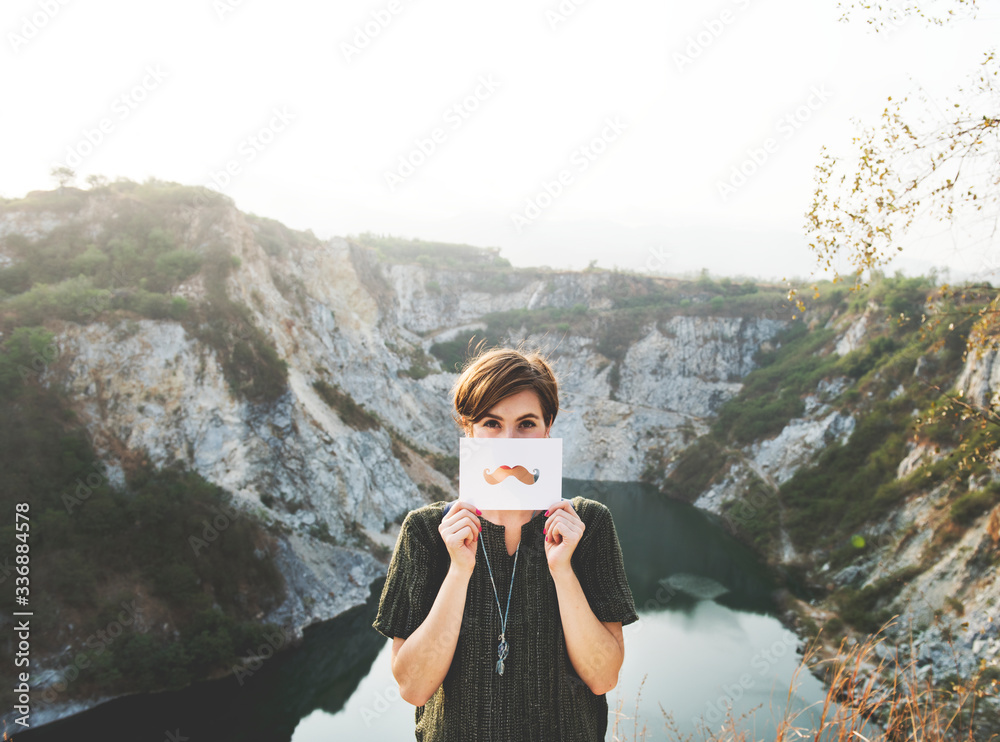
[611,620,1000,742]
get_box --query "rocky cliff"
[2,182,997,729]
[0,187,789,683]
[30,220,789,633]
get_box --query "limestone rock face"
[686,311,1000,689]
[6,194,999,727]
[13,199,790,642]
[619,316,787,418]
[956,347,1000,408]
[834,304,873,356]
[26,203,795,641]
[381,265,615,335]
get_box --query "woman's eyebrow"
[479,412,540,421]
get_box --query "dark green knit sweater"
[372,496,639,741]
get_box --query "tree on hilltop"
[50,166,76,189]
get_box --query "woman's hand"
[438,501,482,576]
[543,500,585,574]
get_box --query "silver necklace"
[479,536,520,676]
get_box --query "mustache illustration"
[483,465,540,486]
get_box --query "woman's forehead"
[483,389,543,416]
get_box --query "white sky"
[3,0,999,281]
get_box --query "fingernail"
[544,510,549,516]
[476,509,482,515]
[542,527,547,534]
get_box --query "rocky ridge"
[4,190,998,730]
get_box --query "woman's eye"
[483,420,499,428]
[520,420,536,428]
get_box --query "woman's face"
[468,389,550,439]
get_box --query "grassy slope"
[0,182,301,701]
[656,274,1000,634]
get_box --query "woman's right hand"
[438,501,481,576]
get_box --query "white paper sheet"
[459,437,563,510]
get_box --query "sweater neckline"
[478,510,546,559]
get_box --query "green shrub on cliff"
[950,482,1000,526]
[0,183,289,404]
[0,362,285,698]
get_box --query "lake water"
[16,481,834,741]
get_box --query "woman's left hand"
[543,500,585,573]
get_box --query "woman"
[373,346,638,741]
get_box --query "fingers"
[440,515,481,546]
[543,506,584,545]
[544,500,577,525]
[545,500,575,516]
[545,518,583,545]
[439,501,482,548]
[442,502,482,537]
[446,500,482,519]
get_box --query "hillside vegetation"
[654,274,1000,606]
[4,184,998,733]
[0,325,286,699]
[0,182,302,702]
[0,180,289,403]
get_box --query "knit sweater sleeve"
[372,507,441,640]
[573,499,639,627]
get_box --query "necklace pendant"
[496,634,509,676]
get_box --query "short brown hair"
[452,346,559,433]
